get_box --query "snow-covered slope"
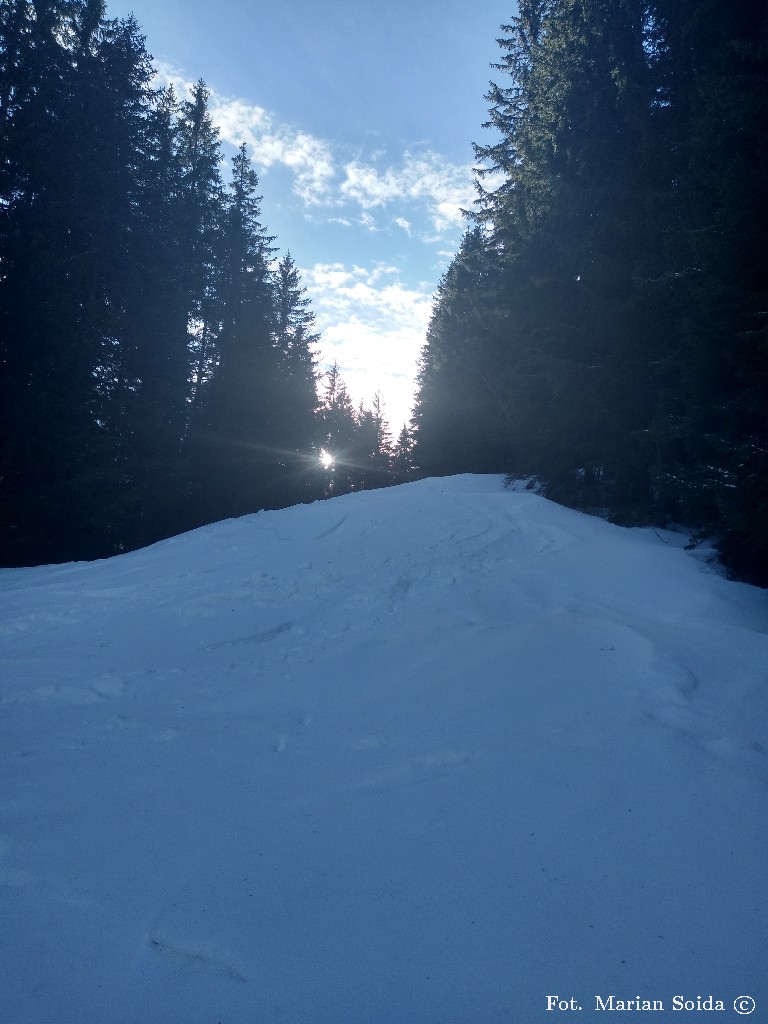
[1,475,767,1023]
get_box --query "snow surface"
[1,474,767,1024]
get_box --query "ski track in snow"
[1,475,767,1023]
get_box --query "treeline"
[319,363,415,495]
[413,0,768,584]
[0,1,407,567]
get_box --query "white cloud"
[356,211,379,232]
[214,99,336,205]
[303,262,434,428]
[153,63,473,240]
[304,263,432,332]
[339,150,475,236]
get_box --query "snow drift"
[1,475,766,1023]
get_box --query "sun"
[319,449,334,469]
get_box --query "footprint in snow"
[148,934,248,983]
[356,749,475,791]
[4,673,126,706]
[154,728,183,743]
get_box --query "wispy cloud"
[154,62,336,205]
[150,65,459,423]
[304,263,432,333]
[339,150,475,235]
[153,63,473,240]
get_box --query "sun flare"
[319,449,334,469]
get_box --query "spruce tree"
[391,425,416,483]
[475,0,667,510]
[414,228,515,478]
[414,0,767,581]
[318,361,358,494]
[0,3,156,562]
[188,143,279,523]
[269,253,322,502]
[0,8,332,563]
[649,0,768,580]
[368,391,394,486]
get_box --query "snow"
[1,474,767,1023]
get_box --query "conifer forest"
[1,1,766,584]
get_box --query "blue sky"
[111,0,515,430]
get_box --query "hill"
[1,475,766,1022]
